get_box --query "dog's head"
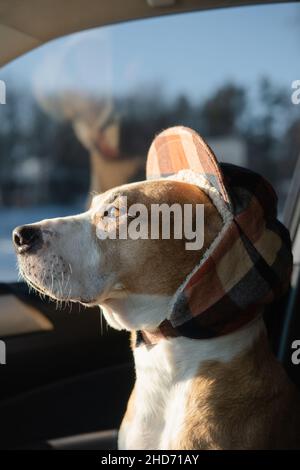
[13,179,222,331]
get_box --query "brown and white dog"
[12,128,300,450]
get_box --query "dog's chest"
[118,318,265,450]
[118,339,197,450]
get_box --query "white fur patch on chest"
[119,316,265,450]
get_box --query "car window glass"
[0,2,300,285]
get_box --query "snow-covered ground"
[0,204,84,281]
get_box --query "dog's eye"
[104,206,119,219]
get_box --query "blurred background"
[1,2,300,281]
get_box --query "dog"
[13,127,300,449]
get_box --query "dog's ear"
[182,184,223,251]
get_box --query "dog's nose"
[13,225,42,254]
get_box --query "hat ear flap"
[146,126,231,207]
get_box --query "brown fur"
[91,179,223,296]
[174,333,300,449]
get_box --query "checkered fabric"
[144,126,293,341]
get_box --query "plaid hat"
[139,126,293,344]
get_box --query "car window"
[0,2,299,289]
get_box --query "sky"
[1,2,299,104]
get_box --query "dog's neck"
[133,315,266,372]
[102,291,262,344]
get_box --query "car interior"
[0,0,300,450]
